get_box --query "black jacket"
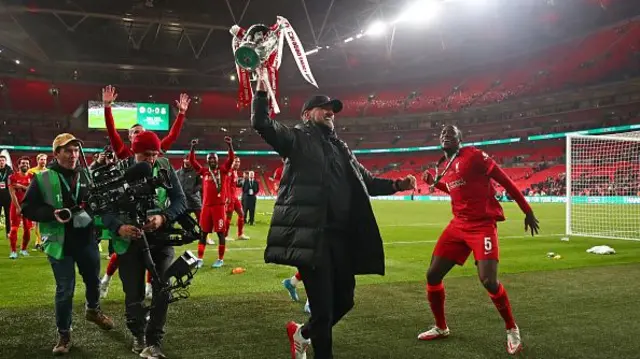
[21,163,95,254]
[0,165,13,202]
[241,178,259,199]
[251,91,397,275]
[176,166,202,210]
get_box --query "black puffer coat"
[251,91,398,275]
[176,166,202,210]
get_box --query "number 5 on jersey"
[484,237,493,252]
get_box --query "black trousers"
[0,198,10,234]
[298,231,355,359]
[242,196,256,224]
[118,239,174,346]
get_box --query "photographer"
[102,131,186,358]
[21,133,114,356]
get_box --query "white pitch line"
[0,234,566,259]
[227,233,565,251]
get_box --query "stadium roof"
[0,0,637,90]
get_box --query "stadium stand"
[0,18,639,197]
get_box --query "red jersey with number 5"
[440,146,505,222]
[8,172,33,203]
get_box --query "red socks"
[197,243,206,259]
[488,283,517,330]
[294,272,302,281]
[426,283,447,329]
[218,245,226,260]
[146,271,152,284]
[427,282,516,331]
[106,254,119,276]
[237,216,244,236]
[9,228,18,252]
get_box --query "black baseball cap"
[301,95,343,116]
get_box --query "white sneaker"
[286,321,310,359]
[506,326,523,354]
[19,250,29,256]
[99,275,111,299]
[206,238,215,245]
[417,325,450,341]
[195,259,204,269]
[238,234,250,240]
[145,283,153,300]
[304,299,311,314]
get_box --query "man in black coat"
[241,170,259,225]
[176,154,203,220]
[251,80,416,359]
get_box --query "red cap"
[132,131,161,153]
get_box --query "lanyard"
[209,169,221,194]
[432,151,459,188]
[58,173,81,204]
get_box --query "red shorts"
[226,197,243,215]
[433,219,499,265]
[200,205,226,233]
[10,203,32,230]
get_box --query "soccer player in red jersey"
[417,125,540,355]
[190,136,235,268]
[224,157,249,240]
[8,157,33,259]
[101,85,190,161]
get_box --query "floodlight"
[365,21,387,36]
[396,0,442,24]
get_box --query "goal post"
[566,132,640,241]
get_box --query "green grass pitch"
[88,108,138,129]
[1,201,639,358]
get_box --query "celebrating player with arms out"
[190,137,235,268]
[224,157,249,241]
[101,85,190,162]
[8,157,33,259]
[418,125,540,355]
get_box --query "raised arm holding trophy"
[230,16,318,117]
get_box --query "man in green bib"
[21,133,115,356]
[102,130,187,359]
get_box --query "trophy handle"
[256,66,280,114]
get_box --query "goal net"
[566,132,640,240]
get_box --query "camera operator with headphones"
[102,131,186,359]
[21,133,115,356]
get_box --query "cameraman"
[89,146,115,171]
[102,131,186,358]
[21,133,115,356]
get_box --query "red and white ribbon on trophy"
[231,16,318,117]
